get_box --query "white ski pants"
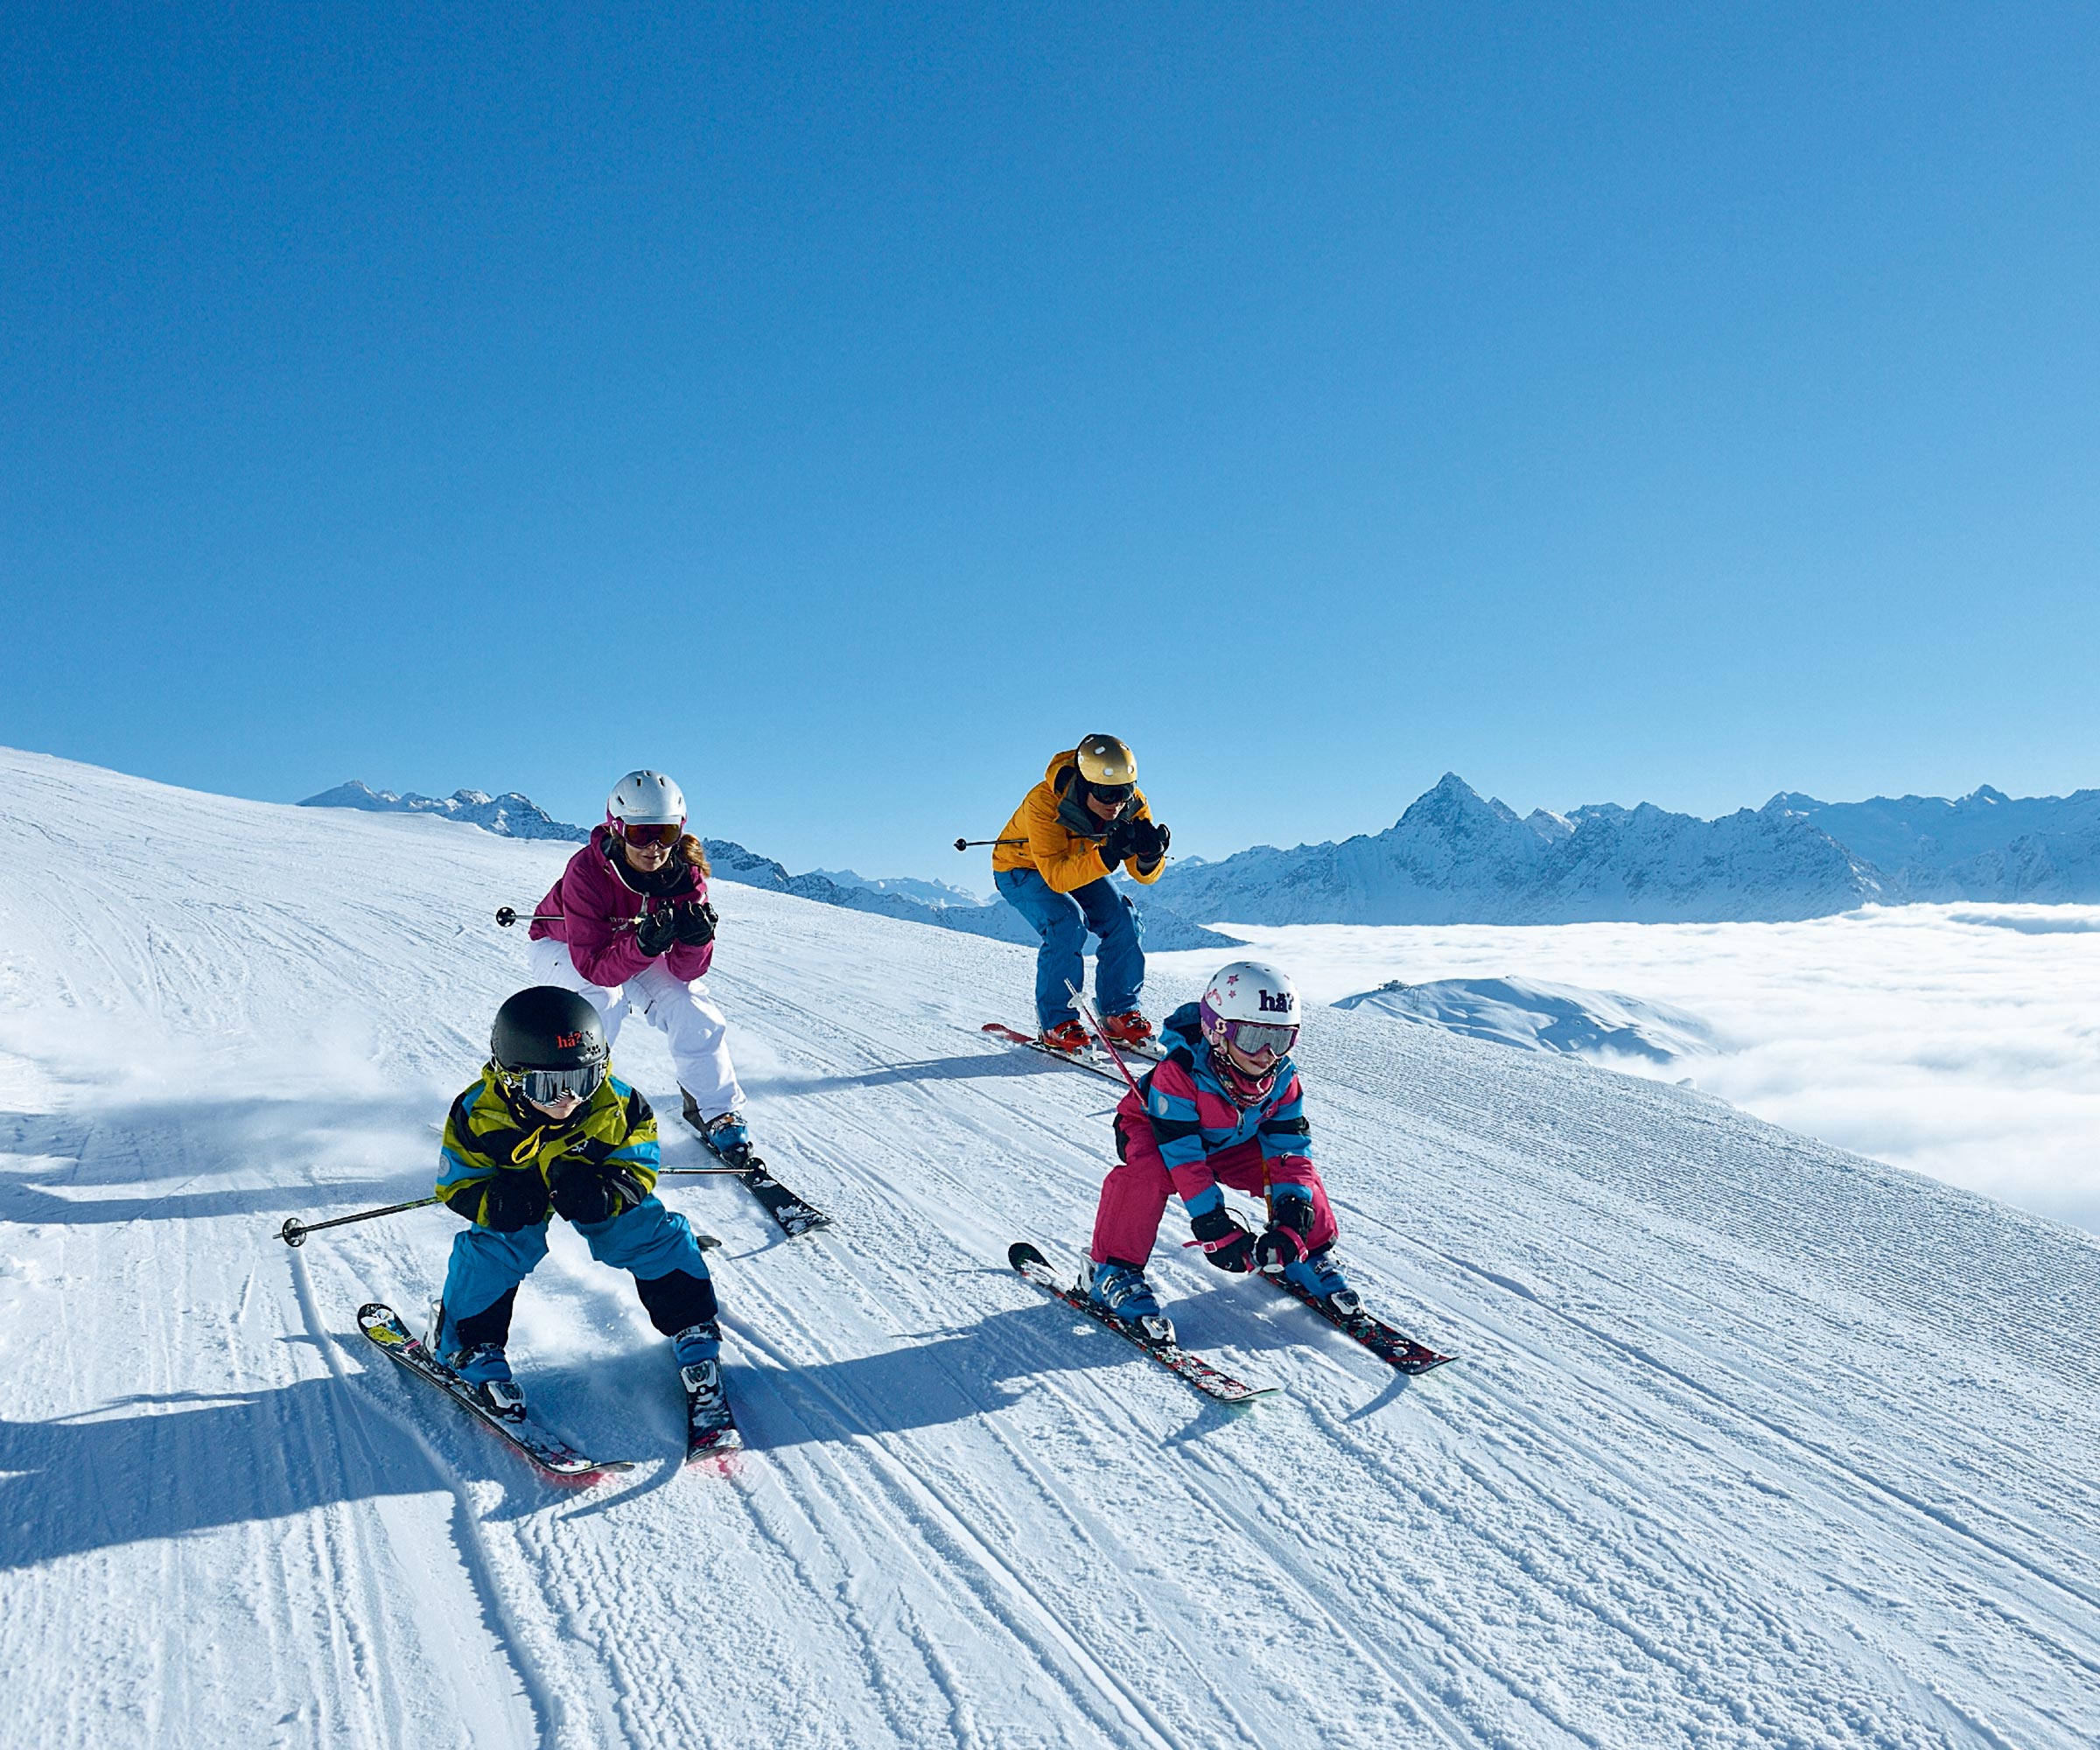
[526,937,747,1121]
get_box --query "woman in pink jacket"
[527,770,755,1163]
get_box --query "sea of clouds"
[1158,904,2100,1237]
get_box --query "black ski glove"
[1128,819,1168,865]
[1100,816,1140,866]
[673,900,718,947]
[468,1170,549,1233]
[1255,1191,1315,1273]
[549,1160,647,1226]
[634,907,679,957]
[1189,1204,1256,1272]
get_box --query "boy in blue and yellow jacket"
[430,985,720,1418]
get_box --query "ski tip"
[1007,1241,1046,1271]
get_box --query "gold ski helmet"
[1074,734,1137,788]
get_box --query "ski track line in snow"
[723,1306,1191,1750]
[290,1247,573,1750]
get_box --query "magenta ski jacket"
[528,827,717,987]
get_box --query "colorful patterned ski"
[357,1303,637,1483]
[1008,1242,1274,1405]
[981,1022,1163,1083]
[1263,1274,1455,1376]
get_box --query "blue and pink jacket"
[1114,1002,1316,1224]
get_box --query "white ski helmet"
[606,769,687,829]
[1198,960,1301,1101]
[1200,960,1301,1032]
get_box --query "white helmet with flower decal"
[1198,961,1301,1101]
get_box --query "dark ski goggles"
[613,820,682,848]
[499,1061,606,1105]
[1088,781,1134,808]
[1222,1019,1298,1060]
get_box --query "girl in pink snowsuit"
[1088,962,1358,1326]
[526,770,752,1159]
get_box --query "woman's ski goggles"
[1222,1019,1298,1060]
[1088,781,1134,808]
[498,1061,606,1106]
[613,820,682,848]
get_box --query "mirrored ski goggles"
[613,820,683,848]
[1222,1019,1298,1059]
[498,1062,606,1105]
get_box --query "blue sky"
[4,4,2097,882]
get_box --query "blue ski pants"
[440,1195,713,1336]
[994,869,1145,1031]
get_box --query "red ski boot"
[1099,1011,1156,1049]
[1040,1019,1092,1053]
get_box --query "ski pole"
[280,1196,438,1247]
[494,906,564,928]
[955,836,1026,851]
[276,1166,753,1245]
[1066,981,1148,1101]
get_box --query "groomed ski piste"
[4,744,2099,1750]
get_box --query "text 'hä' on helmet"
[606,770,687,828]
[489,986,610,1107]
[1198,961,1301,1101]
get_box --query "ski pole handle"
[955,836,1027,850]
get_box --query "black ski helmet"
[489,986,608,1076]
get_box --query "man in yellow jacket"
[992,734,1171,1050]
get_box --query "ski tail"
[677,1094,832,1236]
[357,1303,636,1482]
[1008,1242,1274,1405]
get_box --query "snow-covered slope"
[5,746,2100,1748]
[1151,774,1886,925]
[1334,976,1717,1065]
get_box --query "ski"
[681,1358,743,1460]
[680,1093,831,1237]
[981,1022,1163,1082]
[1008,1242,1274,1405]
[1262,1274,1454,1375]
[356,1303,637,1483]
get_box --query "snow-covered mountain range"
[10,744,2100,1746]
[1150,773,2100,925]
[809,868,990,909]
[300,782,1239,952]
[300,780,585,842]
[1771,786,2100,903]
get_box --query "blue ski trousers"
[439,1195,713,1337]
[994,869,1145,1031]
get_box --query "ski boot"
[672,1320,721,1371]
[451,1343,527,1421]
[1283,1245,1363,1321]
[674,1320,735,1452]
[701,1111,754,1168]
[1098,1011,1155,1049]
[1086,1258,1176,1348]
[1040,1019,1092,1054]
